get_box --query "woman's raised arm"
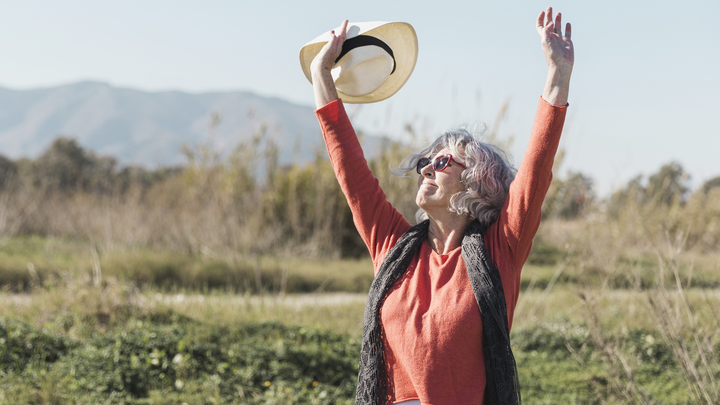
[499,7,573,266]
[536,7,574,106]
[309,20,411,269]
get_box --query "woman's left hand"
[536,7,574,76]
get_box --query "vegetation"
[1,131,719,403]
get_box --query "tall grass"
[529,182,720,403]
[0,132,419,261]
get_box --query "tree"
[701,176,720,195]
[0,155,17,189]
[32,137,120,193]
[545,171,595,219]
[609,175,645,216]
[645,161,689,205]
[34,137,92,191]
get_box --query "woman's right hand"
[311,20,348,109]
[310,20,348,76]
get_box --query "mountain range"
[0,81,384,167]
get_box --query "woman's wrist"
[312,68,339,109]
[542,65,572,107]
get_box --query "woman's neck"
[426,211,473,255]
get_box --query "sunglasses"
[416,154,467,174]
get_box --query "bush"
[0,318,77,372]
[2,315,361,403]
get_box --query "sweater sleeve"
[500,97,568,266]
[315,100,411,271]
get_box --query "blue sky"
[1,0,718,194]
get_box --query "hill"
[0,82,384,167]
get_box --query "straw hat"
[299,21,418,104]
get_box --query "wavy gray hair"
[392,128,516,227]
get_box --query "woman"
[311,7,573,405]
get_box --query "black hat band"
[334,35,396,75]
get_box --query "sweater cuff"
[314,99,345,124]
[536,96,568,130]
[539,95,569,110]
[314,98,356,143]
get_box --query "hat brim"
[299,21,418,104]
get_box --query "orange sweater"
[315,98,567,405]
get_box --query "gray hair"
[392,128,516,227]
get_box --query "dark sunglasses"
[416,154,467,174]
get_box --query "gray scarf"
[355,220,521,405]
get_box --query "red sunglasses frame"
[416,154,467,174]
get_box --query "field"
[2,233,719,404]
[1,136,720,403]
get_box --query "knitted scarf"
[355,220,521,405]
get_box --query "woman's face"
[416,148,467,214]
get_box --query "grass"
[5,234,717,297]
[0,236,375,294]
[1,233,719,403]
[1,278,715,404]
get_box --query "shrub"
[0,318,77,372]
[36,317,361,403]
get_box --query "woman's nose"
[420,163,434,177]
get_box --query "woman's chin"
[416,199,444,214]
[415,194,432,209]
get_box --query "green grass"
[0,236,375,294]
[0,296,705,404]
[1,235,719,403]
[4,236,717,297]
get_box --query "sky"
[0,0,718,195]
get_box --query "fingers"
[328,30,337,51]
[319,30,339,60]
[536,10,545,32]
[311,20,350,75]
[555,12,562,34]
[338,19,348,43]
[545,6,553,27]
[537,7,571,38]
[325,20,349,59]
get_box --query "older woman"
[311,7,573,405]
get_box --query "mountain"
[0,81,386,167]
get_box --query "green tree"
[34,137,92,191]
[545,171,595,219]
[609,174,645,216]
[0,155,17,189]
[645,161,689,205]
[32,137,120,193]
[701,176,720,195]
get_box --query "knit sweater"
[315,97,567,404]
